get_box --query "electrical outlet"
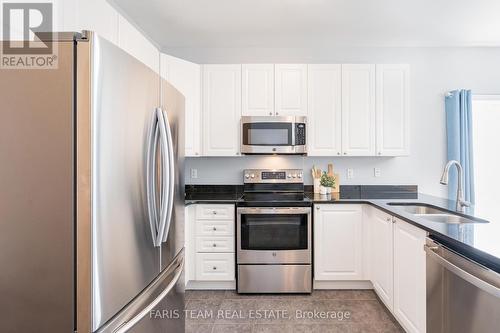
[190,168,198,179]
[347,168,354,179]
[374,168,381,177]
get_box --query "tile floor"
[185,290,404,333]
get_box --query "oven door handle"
[237,207,311,215]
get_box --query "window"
[472,96,500,249]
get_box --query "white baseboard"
[186,280,236,290]
[313,280,373,290]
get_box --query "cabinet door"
[307,64,342,156]
[367,207,394,311]
[275,64,307,116]
[393,219,426,333]
[314,204,363,280]
[161,55,201,156]
[242,64,274,116]
[341,64,376,156]
[376,64,410,156]
[195,253,235,281]
[202,65,242,156]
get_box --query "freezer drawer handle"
[424,243,500,298]
[112,257,184,333]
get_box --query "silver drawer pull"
[212,243,217,247]
[213,227,217,231]
[212,266,217,270]
[212,211,217,215]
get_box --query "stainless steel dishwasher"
[425,238,500,333]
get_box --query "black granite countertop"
[185,185,500,273]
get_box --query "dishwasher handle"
[424,241,500,299]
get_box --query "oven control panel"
[244,169,304,183]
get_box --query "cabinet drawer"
[196,236,234,253]
[195,220,234,236]
[195,204,235,220]
[195,253,235,281]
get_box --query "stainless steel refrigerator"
[0,32,185,333]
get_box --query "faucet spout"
[440,160,470,212]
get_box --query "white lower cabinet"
[393,218,426,333]
[314,204,426,333]
[187,204,236,284]
[195,253,235,281]
[367,206,394,311]
[314,204,363,280]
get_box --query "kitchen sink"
[386,203,489,224]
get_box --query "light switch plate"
[374,168,381,177]
[347,168,354,179]
[190,168,198,179]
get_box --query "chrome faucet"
[440,160,470,213]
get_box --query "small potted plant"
[320,172,335,194]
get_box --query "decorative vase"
[314,179,321,193]
[319,186,326,194]
[326,186,332,194]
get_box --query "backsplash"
[184,155,442,196]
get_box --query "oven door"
[237,207,311,264]
[240,116,306,154]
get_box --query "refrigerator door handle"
[146,111,160,246]
[155,108,170,246]
[161,108,175,243]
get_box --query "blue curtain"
[445,90,475,204]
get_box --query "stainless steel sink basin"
[386,203,489,224]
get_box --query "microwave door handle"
[155,108,169,247]
[291,122,296,146]
[146,111,160,246]
[161,108,175,243]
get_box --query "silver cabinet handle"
[344,152,347,155]
[213,266,217,270]
[213,227,217,231]
[212,243,217,247]
[269,112,272,116]
[160,108,175,244]
[212,211,217,215]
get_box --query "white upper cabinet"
[161,55,201,156]
[307,64,342,156]
[341,64,376,156]
[393,218,427,333]
[367,206,394,311]
[242,64,275,116]
[376,64,410,156]
[314,204,363,280]
[275,64,308,116]
[202,65,242,156]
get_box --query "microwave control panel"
[295,123,306,145]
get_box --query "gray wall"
[179,46,500,197]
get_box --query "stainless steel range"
[236,169,312,293]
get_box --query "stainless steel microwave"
[240,116,307,155]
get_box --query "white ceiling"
[111,0,500,49]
